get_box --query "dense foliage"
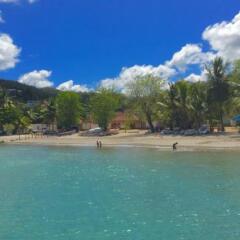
[126,75,164,132]
[56,92,82,129]
[90,88,120,130]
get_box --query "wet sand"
[1,130,240,151]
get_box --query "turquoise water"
[0,146,240,239]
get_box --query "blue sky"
[0,0,240,91]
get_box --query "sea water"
[0,145,240,239]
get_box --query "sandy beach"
[1,130,240,151]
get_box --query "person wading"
[173,142,178,151]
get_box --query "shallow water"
[0,145,240,239]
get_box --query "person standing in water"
[173,142,178,151]
[99,140,102,149]
[96,139,99,148]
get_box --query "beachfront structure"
[79,120,98,131]
[80,111,146,130]
[30,123,57,133]
[110,111,146,129]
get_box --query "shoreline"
[6,142,240,152]
[1,130,240,152]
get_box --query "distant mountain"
[0,79,59,102]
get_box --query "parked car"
[160,128,173,135]
[198,125,210,135]
[184,129,198,136]
[173,127,181,135]
[80,127,104,136]
[87,127,103,134]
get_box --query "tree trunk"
[146,113,155,133]
[219,108,225,132]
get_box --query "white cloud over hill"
[18,70,53,88]
[57,80,90,92]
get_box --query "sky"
[0,0,240,92]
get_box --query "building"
[110,111,146,129]
[79,118,98,131]
[30,123,57,133]
[80,111,146,131]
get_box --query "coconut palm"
[188,82,208,128]
[206,57,230,131]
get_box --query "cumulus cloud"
[101,64,176,90]
[185,69,208,83]
[57,80,90,92]
[100,13,240,89]
[166,44,215,72]
[203,12,240,61]
[185,73,202,83]
[100,44,215,90]
[18,70,53,88]
[0,34,21,70]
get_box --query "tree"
[188,82,208,128]
[90,88,120,131]
[15,115,31,138]
[227,59,240,116]
[0,88,19,133]
[206,57,230,131]
[174,80,191,129]
[40,100,56,130]
[56,92,82,129]
[126,74,164,133]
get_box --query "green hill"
[0,79,59,102]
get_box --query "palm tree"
[0,88,16,133]
[42,99,56,130]
[174,80,191,129]
[188,82,208,128]
[206,57,230,132]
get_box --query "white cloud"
[100,13,240,88]
[203,12,240,61]
[185,69,208,83]
[166,44,215,72]
[100,44,216,90]
[18,70,53,88]
[57,80,90,92]
[100,43,217,91]
[101,64,176,90]
[185,73,202,83]
[0,33,21,70]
